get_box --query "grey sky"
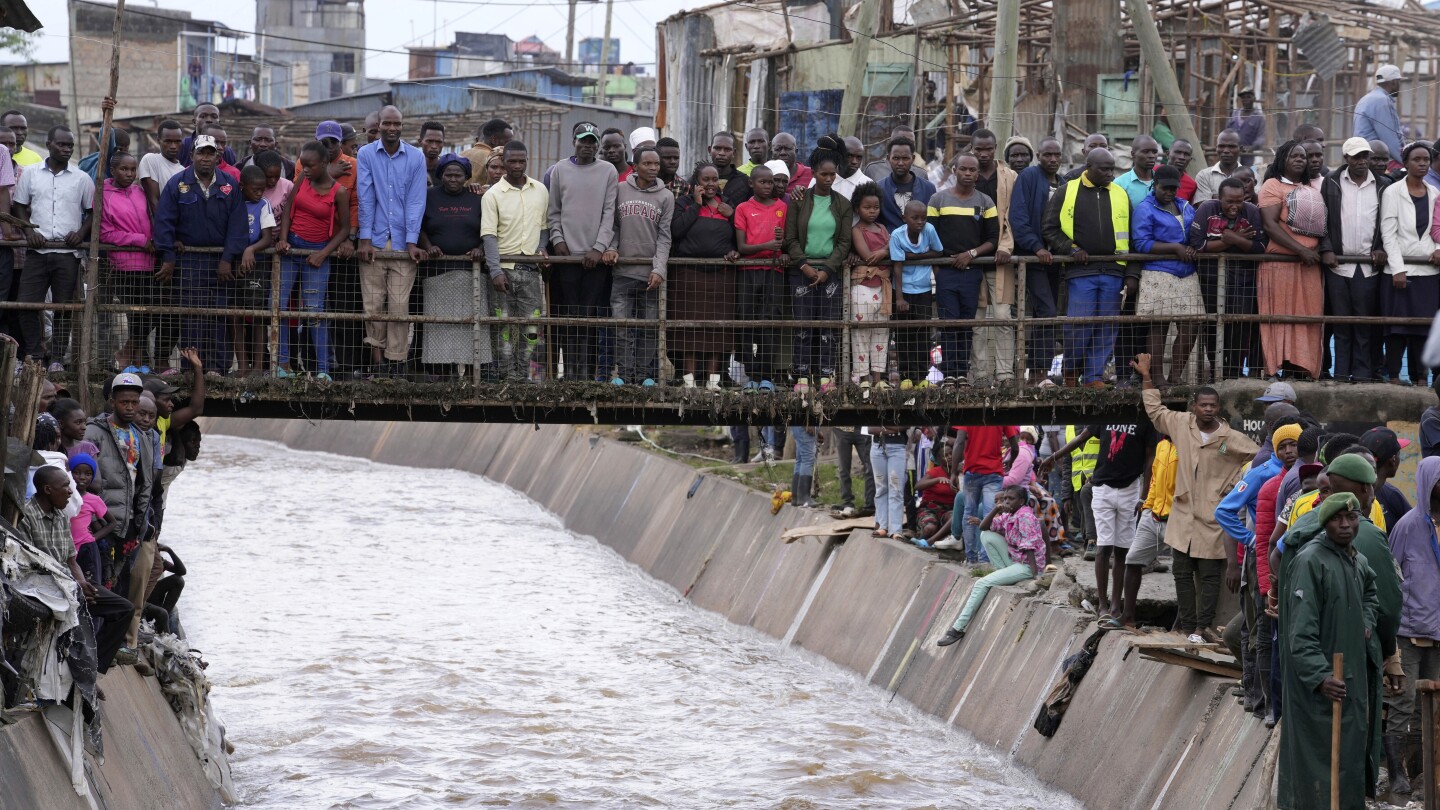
[27,0,686,82]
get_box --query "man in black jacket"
[1318,137,1390,382]
[709,131,752,209]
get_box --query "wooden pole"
[1331,652,1343,810]
[988,0,1020,138]
[839,0,880,139]
[1124,0,1202,173]
[565,0,578,68]
[78,0,127,415]
[596,0,614,107]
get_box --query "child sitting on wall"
[937,485,1046,647]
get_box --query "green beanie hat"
[1316,491,1362,526]
[1325,453,1377,486]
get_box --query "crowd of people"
[4,61,1438,389]
[5,360,204,710]
[778,361,1438,808]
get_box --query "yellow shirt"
[13,145,42,166]
[1291,489,1386,531]
[157,415,171,458]
[1142,438,1177,519]
[480,175,548,270]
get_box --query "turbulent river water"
[168,436,1078,810]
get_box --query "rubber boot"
[795,474,814,507]
[1387,735,1413,795]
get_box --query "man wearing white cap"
[1319,137,1390,382]
[1354,65,1406,161]
[614,127,656,183]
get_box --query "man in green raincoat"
[1274,451,1403,798]
[1278,491,1379,810]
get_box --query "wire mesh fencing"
[0,241,1424,399]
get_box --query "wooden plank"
[781,517,877,543]
[1124,631,1228,653]
[1140,649,1243,679]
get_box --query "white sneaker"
[1186,633,1205,644]
[933,537,962,550]
[706,373,722,391]
[840,506,856,518]
[682,373,697,388]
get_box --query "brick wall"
[71,34,178,123]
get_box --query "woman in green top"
[782,151,852,392]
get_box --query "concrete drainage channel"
[206,418,1277,810]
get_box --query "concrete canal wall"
[0,667,226,810]
[207,417,1276,810]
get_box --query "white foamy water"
[167,435,1077,810]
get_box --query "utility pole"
[565,0,578,67]
[597,0,614,106]
[987,0,1019,138]
[839,0,879,139]
[1124,0,1202,167]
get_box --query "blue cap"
[68,453,98,474]
[315,120,343,142]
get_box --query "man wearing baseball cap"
[1355,64,1406,161]
[83,372,158,658]
[1255,380,1296,404]
[545,120,617,381]
[153,133,250,370]
[1320,137,1390,383]
[1227,87,1264,167]
[1361,426,1413,533]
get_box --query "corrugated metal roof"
[1293,16,1346,81]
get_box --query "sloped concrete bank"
[0,667,226,810]
[208,418,1275,810]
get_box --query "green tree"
[0,31,38,109]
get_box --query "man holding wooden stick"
[1277,491,1379,809]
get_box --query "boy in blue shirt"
[888,200,944,387]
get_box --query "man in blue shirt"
[877,137,935,231]
[1354,65,1406,163]
[356,105,428,378]
[154,135,249,372]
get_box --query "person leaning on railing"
[1256,140,1331,381]
[1187,177,1267,380]
[1379,141,1440,385]
[416,153,485,380]
[480,140,549,383]
[783,150,851,393]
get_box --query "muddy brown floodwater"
[168,436,1080,809]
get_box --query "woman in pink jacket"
[1003,426,1038,489]
[99,153,155,371]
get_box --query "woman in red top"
[275,141,351,379]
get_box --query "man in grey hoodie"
[546,121,618,381]
[605,145,673,385]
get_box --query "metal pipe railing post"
[472,258,485,392]
[1014,258,1027,391]
[268,251,282,376]
[841,263,852,386]
[1215,255,1227,383]
[657,278,669,386]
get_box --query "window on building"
[331,52,355,74]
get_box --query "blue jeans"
[278,235,333,373]
[935,267,982,378]
[870,439,907,534]
[790,427,817,476]
[1064,274,1124,383]
[178,254,229,371]
[959,472,1002,563]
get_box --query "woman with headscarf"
[1379,141,1440,385]
[1381,455,1440,795]
[1257,140,1330,379]
[417,153,488,375]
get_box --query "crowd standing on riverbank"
[765,358,1440,808]
[6,62,1440,389]
[4,357,204,714]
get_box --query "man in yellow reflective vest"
[1039,148,1141,388]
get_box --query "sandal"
[1098,617,1123,630]
[874,529,889,538]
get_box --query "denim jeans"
[951,531,1034,631]
[870,439,907,534]
[278,235,333,373]
[1064,274,1124,383]
[609,275,658,382]
[177,254,229,371]
[935,267,982,378]
[959,471,1003,563]
[790,427,818,476]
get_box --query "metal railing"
[1,239,1427,405]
